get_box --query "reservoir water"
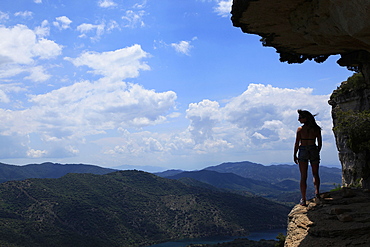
[149,228,286,247]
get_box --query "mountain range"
[0,162,116,183]
[157,161,342,205]
[0,161,341,246]
[0,170,289,247]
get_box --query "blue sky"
[0,0,353,171]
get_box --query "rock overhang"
[231,0,370,65]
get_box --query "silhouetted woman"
[293,109,322,206]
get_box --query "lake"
[148,228,287,247]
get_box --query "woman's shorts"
[298,145,320,164]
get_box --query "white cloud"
[0,46,177,158]
[14,11,33,18]
[34,0,42,3]
[98,0,117,8]
[53,16,72,30]
[65,44,150,80]
[0,78,177,159]
[0,89,10,103]
[214,0,232,17]
[34,20,50,38]
[171,37,197,55]
[0,79,25,100]
[186,99,222,144]
[24,66,51,82]
[76,22,105,40]
[92,84,334,168]
[27,149,47,158]
[122,10,145,28]
[186,84,332,153]
[0,11,9,21]
[0,25,62,81]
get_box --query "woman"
[293,109,322,206]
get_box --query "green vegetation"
[274,233,286,247]
[333,110,370,153]
[330,72,368,99]
[330,183,343,192]
[0,170,290,247]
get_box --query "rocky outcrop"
[231,0,370,64]
[285,189,370,247]
[329,74,370,189]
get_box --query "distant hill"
[166,170,286,195]
[0,162,116,183]
[204,161,342,185]
[160,161,342,205]
[155,169,184,177]
[0,170,290,247]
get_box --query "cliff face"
[329,75,370,189]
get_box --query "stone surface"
[329,82,370,189]
[285,189,370,247]
[231,0,370,63]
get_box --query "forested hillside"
[0,162,116,183]
[0,170,290,247]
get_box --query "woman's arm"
[293,127,301,164]
[317,129,322,152]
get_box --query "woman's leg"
[299,161,308,202]
[311,163,320,196]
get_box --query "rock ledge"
[285,188,370,247]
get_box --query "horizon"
[0,159,342,173]
[0,0,350,171]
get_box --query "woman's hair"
[297,109,322,130]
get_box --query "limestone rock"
[231,0,370,63]
[285,189,370,247]
[329,75,370,189]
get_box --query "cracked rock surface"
[285,188,370,247]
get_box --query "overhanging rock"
[231,0,370,64]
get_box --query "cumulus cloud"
[186,99,222,144]
[34,20,50,38]
[214,0,232,17]
[0,44,177,159]
[0,24,62,81]
[53,16,72,30]
[0,25,61,65]
[65,44,150,80]
[100,83,334,167]
[187,84,332,153]
[0,79,177,158]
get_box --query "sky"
[0,0,353,171]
